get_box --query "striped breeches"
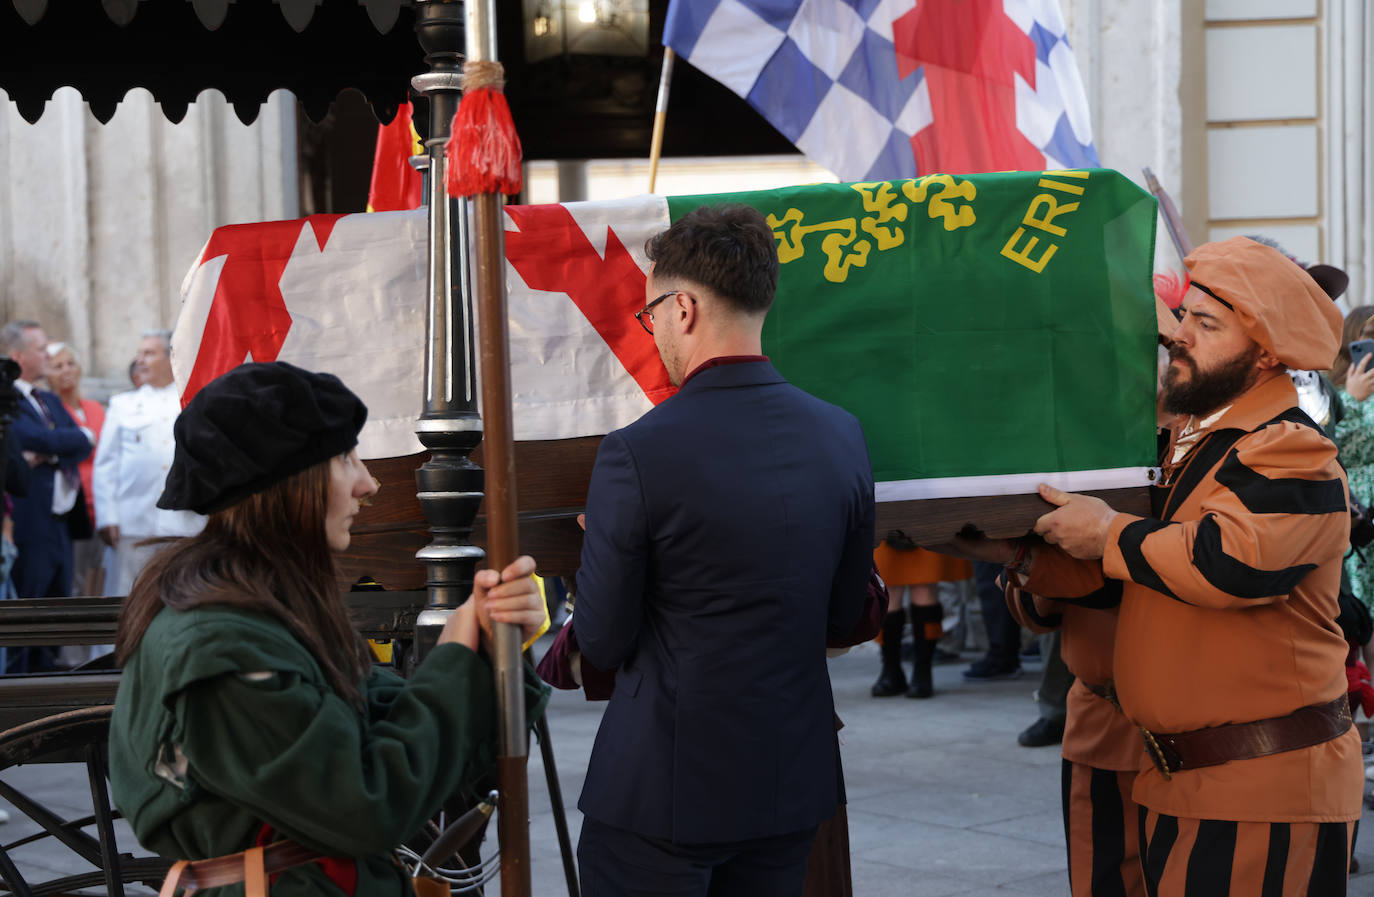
[1062,759,1146,897]
[1138,807,1352,897]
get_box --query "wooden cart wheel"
[0,706,169,897]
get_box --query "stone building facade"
[0,89,296,397]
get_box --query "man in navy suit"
[3,321,94,670]
[573,205,876,896]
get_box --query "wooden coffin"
[340,439,1151,588]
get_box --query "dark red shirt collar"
[680,355,769,387]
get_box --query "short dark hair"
[645,204,778,315]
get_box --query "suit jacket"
[574,360,875,844]
[10,387,92,548]
[93,384,203,537]
[5,434,30,498]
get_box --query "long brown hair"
[1330,305,1374,386]
[115,459,372,705]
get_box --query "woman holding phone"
[108,361,548,895]
[1332,307,1374,608]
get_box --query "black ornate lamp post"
[410,1,486,660]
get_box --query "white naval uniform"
[92,383,204,597]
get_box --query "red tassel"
[445,87,523,198]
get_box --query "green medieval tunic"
[1336,387,1374,607]
[109,604,549,896]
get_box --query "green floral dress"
[1335,387,1374,606]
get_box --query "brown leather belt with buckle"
[1139,695,1352,780]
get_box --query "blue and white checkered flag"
[665,0,1099,181]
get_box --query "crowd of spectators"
[1,321,201,676]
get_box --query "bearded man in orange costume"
[987,237,1359,896]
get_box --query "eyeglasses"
[634,291,695,334]
[635,291,674,335]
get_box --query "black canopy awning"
[1,0,420,124]
[0,0,792,159]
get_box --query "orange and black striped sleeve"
[1008,545,1124,629]
[1021,544,1124,610]
[1023,544,1108,599]
[1102,421,1348,610]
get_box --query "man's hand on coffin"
[1033,484,1115,559]
[922,537,1018,565]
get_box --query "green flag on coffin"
[670,169,1159,499]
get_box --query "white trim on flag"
[875,467,1159,502]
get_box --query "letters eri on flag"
[663,0,1098,180]
[172,169,1158,500]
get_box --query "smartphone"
[1351,339,1374,375]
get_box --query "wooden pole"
[462,2,531,894]
[647,47,675,193]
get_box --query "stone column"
[0,88,294,398]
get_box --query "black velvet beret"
[158,362,368,514]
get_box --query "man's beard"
[1162,343,1260,417]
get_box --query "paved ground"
[524,644,1374,896]
[3,641,1374,895]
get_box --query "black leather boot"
[907,603,942,698]
[870,609,908,697]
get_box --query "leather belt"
[158,841,321,897]
[1139,695,1352,781]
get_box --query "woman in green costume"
[1333,307,1374,614]
[108,362,549,896]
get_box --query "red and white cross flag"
[172,200,674,460]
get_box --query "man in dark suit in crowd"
[3,320,94,671]
[573,205,876,896]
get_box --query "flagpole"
[1142,166,1194,263]
[460,1,533,894]
[647,47,675,193]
